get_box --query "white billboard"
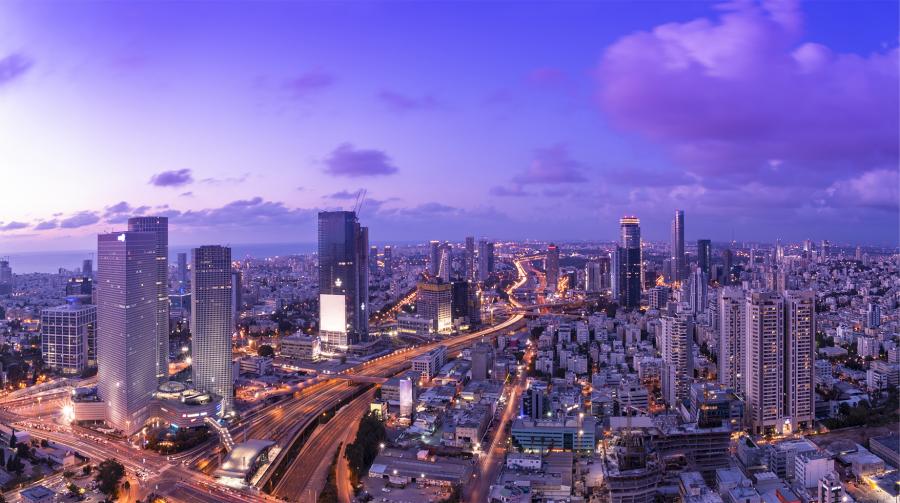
[320,294,347,333]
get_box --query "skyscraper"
[671,210,685,283]
[585,261,602,293]
[191,245,233,415]
[478,240,494,281]
[97,231,158,434]
[429,240,441,276]
[616,216,642,309]
[546,244,560,293]
[661,306,694,407]
[369,246,379,275]
[784,290,815,431]
[82,258,93,279]
[318,210,369,351]
[687,267,708,314]
[383,245,393,276]
[697,239,711,277]
[745,291,784,435]
[416,280,452,334]
[177,252,188,288]
[722,248,733,285]
[718,287,746,396]
[231,270,243,329]
[0,259,12,295]
[438,243,452,282]
[127,217,170,383]
[465,236,476,281]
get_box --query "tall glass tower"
[671,210,685,282]
[318,211,368,351]
[191,245,233,415]
[127,217,169,383]
[617,216,642,309]
[96,231,158,434]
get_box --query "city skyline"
[0,0,897,252]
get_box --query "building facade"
[191,245,234,415]
[97,231,159,434]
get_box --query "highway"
[262,255,538,501]
[270,388,376,501]
[0,254,541,503]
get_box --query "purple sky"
[0,0,897,251]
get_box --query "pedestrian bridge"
[204,416,235,452]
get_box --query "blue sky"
[0,0,897,251]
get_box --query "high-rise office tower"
[450,280,471,322]
[597,255,611,290]
[478,240,494,281]
[82,258,93,279]
[41,300,96,375]
[429,240,441,276]
[722,249,733,285]
[616,216,642,309]
[231,270,242,328]
[177,252,188,288]
[465,236,476,281]
[687,267,708,314]
[383,246,393,276]
[416,280,452,334]
[127,217,170,383]
[191,245,233,415]
[318,211,369,351]
[867,302,881,329]
[438,244,452,282]
[610,249,620,302]
[97,231,158,434]
[697,239,711,277]
[784,290,815,431]
[546,243,560,293]
[0,259,12,295]
[661,306,694,407]
[369,246,379,275]
[585,261,602,293]
[718,287,746,396]
[855,246,862,262]
[671,210,685,282]
[745,291,784,435]
[820,240,830,259]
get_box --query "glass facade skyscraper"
[96,231,158,435]
[191,245,233,415]
[616,216,642,310]
[671,210,685,282]
[318,210,369,351]
[127,216,170,384]
[697,239,711,277]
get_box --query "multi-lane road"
[0,254,546,503]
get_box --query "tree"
[9,429,15,448]
[94,459,125,499]
[258,344,275,358]
[6,455,23,476]
[68,482,81,499]
[82,464,92,476]
[344,412,386,486]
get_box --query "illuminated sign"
[320,294,347,333]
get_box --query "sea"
[5,242,318,274]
